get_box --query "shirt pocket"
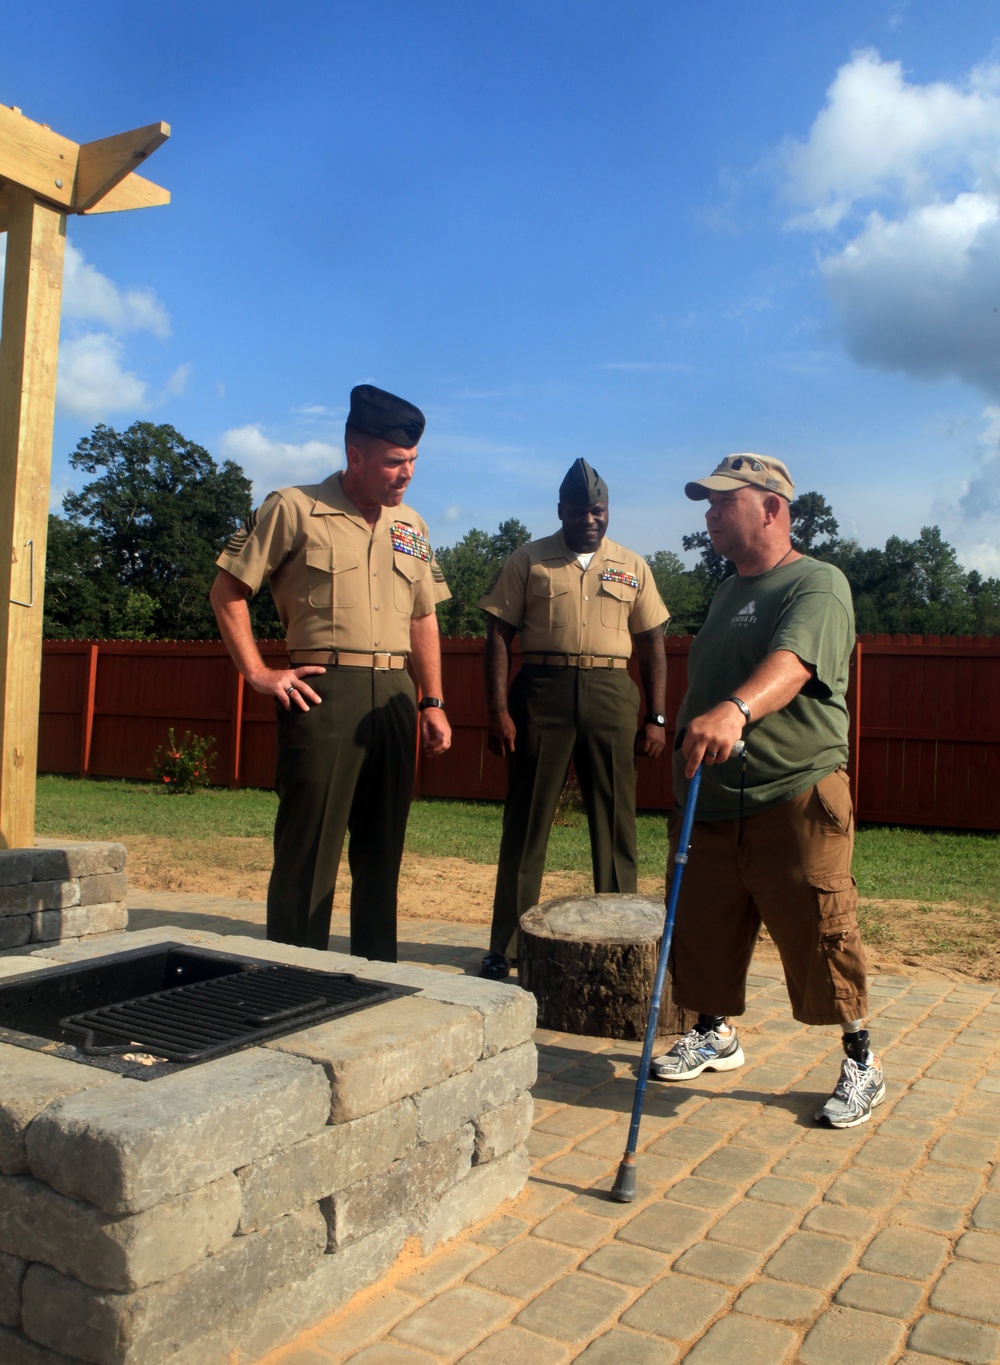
[598,576,636,630]
[305,547,334,609]
[393,552,419,614]
[529,565,569,628]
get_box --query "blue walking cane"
[611,744,739,1203]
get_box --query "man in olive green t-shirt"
[651,453,886,1131]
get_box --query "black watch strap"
[418,696,445,711]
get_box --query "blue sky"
[3,1,1000,574]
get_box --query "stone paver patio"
[128,889,1000,1365]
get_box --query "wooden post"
[0,187,66,846]
[79,642,100,778]
[0,105,168,845]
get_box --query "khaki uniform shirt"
[216,473,450,654]
[478,531,668,656]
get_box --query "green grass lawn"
[34,774,1000,908]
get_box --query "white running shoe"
[650,1026,745,1082]
[815,1053,886,1128]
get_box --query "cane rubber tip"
[611,1160,637,1203]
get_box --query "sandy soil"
[121,834,999,985]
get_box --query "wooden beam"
[75,121,170,212]
[0,104,77,209]
[0,182,9,233]
[0,188,66,847]
[79,168,171,215]
[0,105,169,216]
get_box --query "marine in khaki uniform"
[210,385,451,962]
[477,458,669,979]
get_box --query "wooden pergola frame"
[0,105,169,847]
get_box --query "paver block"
[475,1092,533,1164]
[860,1228,949,1281]
[971,1192,1000,1231]
[327,1126,474,1247]
[674,1240,761,1285]
[20,1205,326,1364]
[909,1313,1000,1365]
[269,994,484,1121]
[836,1271,924,1317]
[532,1205,614,1251]
[469,1238,579,1298]
[77,874,128,907]
[26,1048,330,1213]
[615,1200,711,1255]
[396,1242,488,1298]
[891,1201,966,1233]
[0,1046,119,1175]
[621,1275,729,1340]
[663,1177,736,1210]
[31,844,126,880]
[515,1272,632,1343]
[391,1284,512,1355]
[419,1145,529,1252]
[930,1133,999,1169]
[706,1199,798,1252]
[238,1097,418,1231]
[312,1289,416,1357]
[929,1261,1000,1324]
[690,1144,772,1187]
[908,1166,984,1206]
[417,1042,536,1143]
[31,903,128,942]
[733,1280,824,1325]
[459,1325,572,1364]
[955,1231,1000,1265]
[854,1136,926,1172]
[0,851,34,888]
[823,1169,904,1211]
[580,1243,666,1288]
[747,1175,819,1208]
[362,965,537,1057]
[0,917,31,949]
[684,1312,798,1364]
[647,1125,720,1162]
[0,1172,240,1291]
[575,1327,678,1363]
[799,1305,907,1365]
[0,1248,24,1327]
[763,1230,857,1290]
[227,1218,408,1364]
[0,881,79,917]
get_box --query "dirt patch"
[119,835,998,984]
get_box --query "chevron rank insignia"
[600,569,639,589]
[222,507,259,557]
[390,522,431,561]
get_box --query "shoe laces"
[832,1055,868,1100]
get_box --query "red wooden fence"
[38,634,1000,829]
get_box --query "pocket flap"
[306,547,333,573]
[599,579,635,603]
[529,567,568,598]
[393,554,418,582]
[808,872,856,895]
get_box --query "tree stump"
[519,893,696,1040]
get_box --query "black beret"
[347,385,426,447]
[559,458,608,506]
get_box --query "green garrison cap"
[348,385,426,447]
[559,458,608,506]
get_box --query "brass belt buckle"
[578,655,594,670]
[373,652,391,671]
[606,657,615,669]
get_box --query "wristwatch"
[644,713,666,726]
[418,696,445,711]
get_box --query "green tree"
[644,550,709,635]
[790,491,839,556]
[48,421,258,640]
[435,518,532,637]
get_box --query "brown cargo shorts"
[667,768,868,1026]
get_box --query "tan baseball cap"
[685,453,794,501]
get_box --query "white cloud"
[163,363,192,397]
[784,51,1000,400]
[219,424,342,498]
[56,334,148,419]
[62,242,171,337]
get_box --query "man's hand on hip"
[248,665,326,711]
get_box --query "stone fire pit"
[0,926,536,1364]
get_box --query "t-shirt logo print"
[731,599,757,627]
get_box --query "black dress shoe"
[479,952,511,980]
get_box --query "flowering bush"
[152,728,216,794]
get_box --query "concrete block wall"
[0,842,128,953]
[0,928,537,1364]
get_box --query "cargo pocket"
[392,553,418,613]
[599,578,636,630]
[812,872,865,1000]
[529,565,569,628]
[816,768,853,836]
[306,547,334,609]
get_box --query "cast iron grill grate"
[59,964,395,1063]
